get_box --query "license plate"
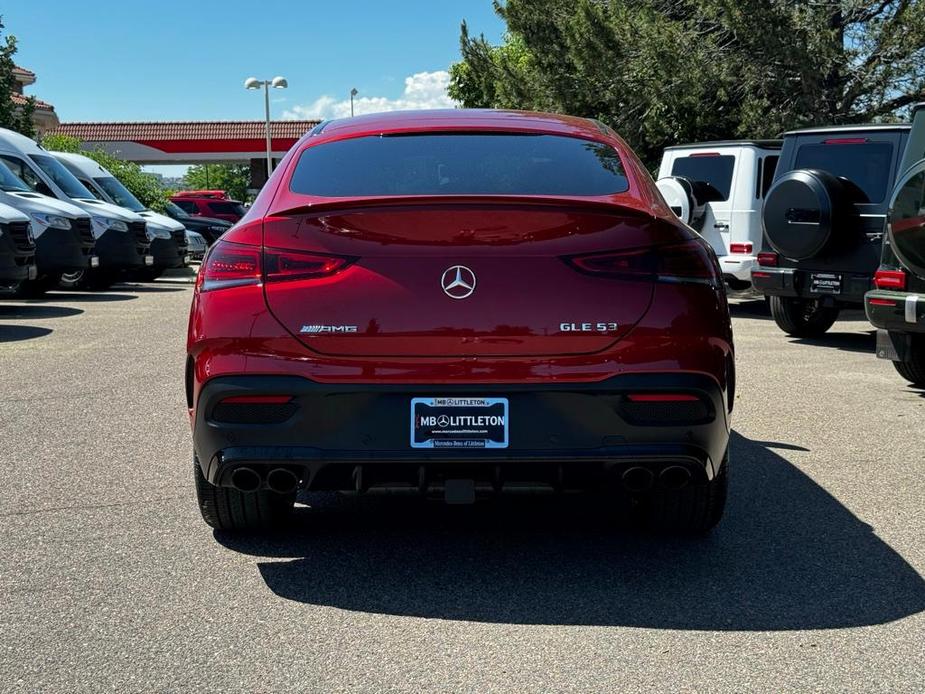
[811,272,841,294]
[144,255,154,266]
[411,397,509,449]
[89,256,100,268]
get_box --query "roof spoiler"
[898,103,925,177]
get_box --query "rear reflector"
[873,269,907,291]
[868,298,897,307]
[220,395,293,405]
[757,252,779,267]
[752,271,771,279]
[729,242,753,254]
[627,393,699,402]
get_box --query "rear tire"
[193,457,295,531]
[769,296,839,337]
[893,348,925,387]
[642,449,728,534]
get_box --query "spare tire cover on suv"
[762,169,859,260]
[656,176,718,230]
[887,160,925,278]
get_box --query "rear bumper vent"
[211,401,299,425]
[618,395,713,426]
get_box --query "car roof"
[784,123,911,136]
[313,109,611,140]
[0,127,45,155]
[51,151,108,177]
[664,139,782,151]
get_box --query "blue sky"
[4,1,505,122]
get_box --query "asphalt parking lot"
[1,278,923,692]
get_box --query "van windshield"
[794,141,893,203]
[0,161,30,193]
[289,133,630,197]
[29,154,97,200]
[95,176,146,212]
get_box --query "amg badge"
[300,324,358,334]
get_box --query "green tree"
[183,164,250,202]
[0,18,35,137]
[451,1,925,167]
[41,133,170,211]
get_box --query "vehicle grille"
[130,221,150,253]
[73,218,94,249]
[6,221,35,253]
[171,228,189,250]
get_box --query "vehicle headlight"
[92,216,129,232]
[146,227,171,240]
[30,213,72,230]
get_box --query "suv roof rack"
[664,139,782,150]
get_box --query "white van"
[52,152,190,279]
[0,154,96,295]
[0,201,36,290]
[0,128,151,290]
[656,140,781,289]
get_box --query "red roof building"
[10,65,58,134]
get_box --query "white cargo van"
[0,128,151,290]
[52,152,190,280]
[656,140,781,289]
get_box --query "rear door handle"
[714,223,729,230]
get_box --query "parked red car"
[171,190,246,223]
[187,109,734,533]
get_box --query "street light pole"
[350,88,358,117]
[245,76,288,181]
[263,81,272,179]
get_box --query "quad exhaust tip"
[621,466,655,493]
[659,465,692,491]
[229,467,261,493]
[267,468,300,494]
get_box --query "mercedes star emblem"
[441,265,476,299]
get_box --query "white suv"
[657,140,781,289]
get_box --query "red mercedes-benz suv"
[187,110,734,533]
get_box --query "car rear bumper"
[865,290,924,332]
[192,373,730,492]
[718,254,756,282]
[751,266,871,304]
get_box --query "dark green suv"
[865,103,925,387]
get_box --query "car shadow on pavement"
[216,431,925,631]
[791,330,876,354]
[114,284,187,293]
[0,304,83,320]
[0,324,53,342]
[728,299,771,320]
[36,292,138,303]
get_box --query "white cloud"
[282,70,457,120]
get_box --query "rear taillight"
[198,240,355,291]
[264,248,356,282]
[757,252,779,267]
[873,269,907,290]
[729,242,753,254]
[198,241,261,292]
[565,240,718,286]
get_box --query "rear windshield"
[208,201,246,216]
[289,133,629,197]
[794,141,893,203]
[670,155,735,201]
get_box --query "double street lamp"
[244,75,288,178]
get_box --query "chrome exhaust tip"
[229,467,261,493]
[266,467,300,494]
[621,466,655,493]
[659,465,692,491]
